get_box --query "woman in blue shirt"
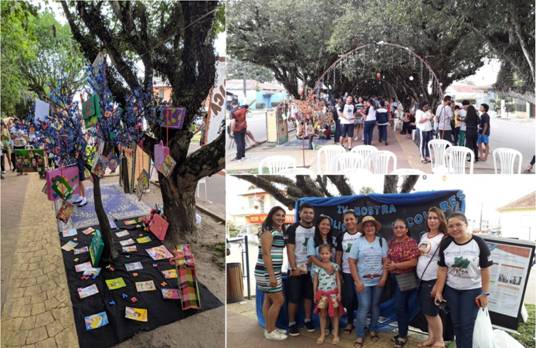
[348,216,388,348]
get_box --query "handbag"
[395,271,418,291]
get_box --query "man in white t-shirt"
[338,96,356,150]
[416,102,433,163]
[435,96,453,143]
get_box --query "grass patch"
[513,304,536,347]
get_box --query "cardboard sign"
[46,166,80,201]
[161,107,186,129]
[89,229,104,267]
[147,214,169,241]
[82,94,101,128]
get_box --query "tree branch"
[326,175,354,196]
[237,175,296,209]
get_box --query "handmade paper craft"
[125,261,143,272]
[51,176,74,200]
[92,155,107,177]
[124,307,148,322]
[115,230,130,238]
[159,154,176,177]
[136,236,151,244]
[154,141,168,171]
[74,246,89,255]
[82,227,95,235]
[119,238,135,246]
[78,284,99,299]
[83,267,101,278]
[146,245,174,261]
[56,201,74,223]
[161,106,186,129]
[135,280,156,292]
[75,261,93,273]
[147,213,169,241]
[122,245,137,253]
[135,169,150,201]
[61,240,78,252]
[82,94,101,128]
[161,288,180,300]
[84,311,109,330]
[62,228,78,238]
[172,244,196,268]
[105,277,126,290]
[89,229,104,267]
[34,99,50,123]
[46,166,80,201]
[161,269,178,279]
[177,266,201,310]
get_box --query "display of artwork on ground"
[57,217,222,348]
[482,235,535,330]
[295,190,465,240]
[13,148,46,173]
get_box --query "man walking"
[285,203,316,336]
[478,103,491,161]
[435,96,453,142]
[231,105,248,160]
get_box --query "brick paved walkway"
[1,173,78,348]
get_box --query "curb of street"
[150,181,225,223]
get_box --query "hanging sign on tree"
[161,107,186,129]
[159,154,176,177]
[82,94,101,128]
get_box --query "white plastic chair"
[316,144,346,174]
[428,139,451,174]
[279,167,314,176]
[391,168,427,175]
[350,145,378,171]
[372,150,397,174]
[335,152,367,172]
[258,156,297,174]
[493,148,523,174]
[446,146,474,174]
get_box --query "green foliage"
[513,304,536,348]
[227,59,274,83]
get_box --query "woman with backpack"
[416,207,447,348]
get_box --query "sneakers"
[76,197,88,207]
[288,324,300,336]
[304,320,315,332]
[264,329,287,341]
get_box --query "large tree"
[61,1,225,244]
[235,175,419,209]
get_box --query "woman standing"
[434,212,492,348]
[354,97,365,141]
[416,102,433,163]
[348,216,388,348]
[255,206,288,341]
[336,210,362,335]
[416,207,447,348]
[385,219,420,348]
[361,99,377,145]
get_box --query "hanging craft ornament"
[161,107,186,129]
[56,201,74,223]
[136,169,150,201]
[51,176,74,200]
[82,94,101,128]
[159,154,176,177]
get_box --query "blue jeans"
[364,121,375,145]
[233,129,246,159]
[444,285,481,348]
[377,124,388,143]
[393,275,417,338]
[419,130,432,160]
[356,285,383,338]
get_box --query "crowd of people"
[255,204,492,348]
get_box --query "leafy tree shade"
[235,175,419,209]
[61,1,225,244]
[0,2,85,116]
[226,58,274,83]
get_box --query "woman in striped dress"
[255,206,287,341]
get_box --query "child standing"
[312,244,343,345]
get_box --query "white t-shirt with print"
[416,232,444,281]
[285,223,315,269]
[416,109,432,131]
[338,231,362,274]
[438,235,493,290]
[340,104,356,125]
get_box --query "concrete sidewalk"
[1,173,78,348]
[227,299,432,348]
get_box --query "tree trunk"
[159,174,198,249]
[120,155,130,194]
[91,174,119,266]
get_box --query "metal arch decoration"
[349,78,400,101]
[317,41,444,97]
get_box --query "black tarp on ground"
[58,218,222,348]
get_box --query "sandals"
[332,337,340,345]
[431,342,446,348]
[343,325,354,334]
[417,343,432,348]
[369,332,380,342]
[316,336,325,345]
[353,338,364,348]
[393,336,408,348]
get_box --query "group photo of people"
[255,203,492,348]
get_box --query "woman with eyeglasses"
[385,219,420,348]
[254,206,288,341]
[415,207,447,348]
[434,212,492,348]
[337,210,362,335]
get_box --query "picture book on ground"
[105,277,127,290]
[122,245,138,253]
[125,261,143,272]
[161,288,180,300]
[135,280,156,292]
[125,307,148,322]
[146,245,174,260]
[78,284,99,299]
[84,311,109,330]
[61,240,78,251]
[75,261,93,273]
